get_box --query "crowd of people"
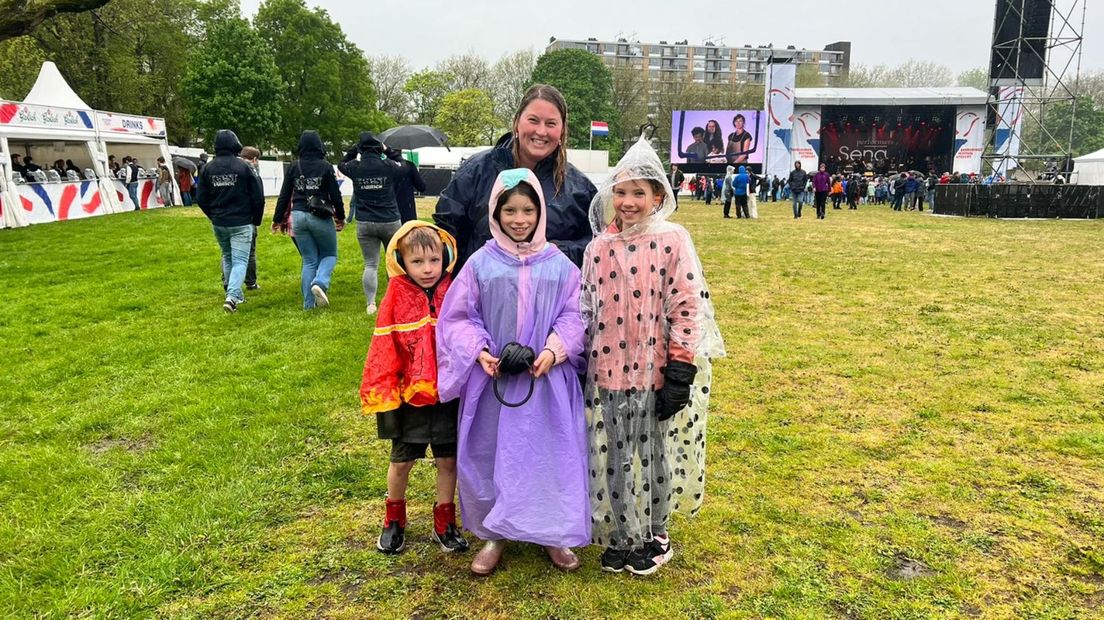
[195,84,725,578]
[670,160,989,219]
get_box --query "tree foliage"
[956,67,989,91]
[844,60,953,88]
[434,88,496,147]
[404,69,452,125]
[437,52,491,92]
[0,0,198,142]
[530,49,615,150]
[369,54,412,123]
[489,48,536,128]
[795,63,826,88]
[181,15,282,149]
[0,0,110,42]
[254,0,389,154]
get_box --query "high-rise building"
[545,37,851,86]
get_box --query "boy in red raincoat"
[360,221,468,555]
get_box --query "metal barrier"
[933,184,1102,219]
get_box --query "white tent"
[1073,147,1104,185]
[0,62,179,229]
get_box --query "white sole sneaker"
[366,303,377,315]
[311,284,329,307]
[376,534,405,554]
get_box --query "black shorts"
[390,440,457,463]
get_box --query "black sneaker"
[432,523,470,553]
[246,283,260,290]
[222,298,237,313]
[625,536,674,576]
[376,520,405,554]
[600,547,631,573]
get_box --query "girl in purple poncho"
[436,168,590,576]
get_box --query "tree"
[434,88,496,147]
[956,67,989,91]
[795,63,826,88]
[437,52,490,91]
[404,69,451,125]
[254,0,390,154]
[530,49,615,150]
[0,0,110,42]
[181,16,282,148]
[609,64,649,155]
[0,0,199,142]
[369,54,412,123]
[842,60,952,88]
[489,48,536,128]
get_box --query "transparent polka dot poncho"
[581,137,725,550]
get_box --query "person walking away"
[237,146,264,291]
[123,156,141,210]
[847,174,861,209]
[387,148,426,223]
[703,174,714,205]
[903,173,919,211]
[925,173,938,212]
[196,129,265,313]
[272,130,346,310]
[746,170,760,218]
[156,157,174,207]
[339,132,403,315]
[813,163,831,219]
[787,161,808,218]
[361,222,468,556]
[176,164,193,206]
[732,165,750,218]
[583,136,725,576]
[722,166,734,218]
[892,173,907,211]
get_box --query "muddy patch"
[86,433,154,455]
[927,514,967,531]
[888,554,935,580]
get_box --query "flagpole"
[589,121,593,151]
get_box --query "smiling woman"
[433,84,596,270]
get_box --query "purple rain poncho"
[436,168,591,547]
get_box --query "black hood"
[214,130,242,156]
[297,130,326,160]
[358,131,383,155]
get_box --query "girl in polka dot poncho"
[582,137,725,576]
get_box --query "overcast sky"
[239,0,1102,76]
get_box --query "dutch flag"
[590,121,609,136]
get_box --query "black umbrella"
[379,124,450,151]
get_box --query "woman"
[338,132,403,315]
[725,114,754,164]
[434,84,596,270]
[273,130,345,309]
[703,119,725,160]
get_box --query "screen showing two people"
[670,110,764,170]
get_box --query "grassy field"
[0,197,1101,619]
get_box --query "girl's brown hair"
[512,84,568,195]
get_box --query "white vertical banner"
[791,106,821,172]
[764,63,796,179]
[994,86,1024,176]
[953,106,986,175]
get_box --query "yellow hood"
[384,220,458,279]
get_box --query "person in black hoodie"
[338,132,402,315]
[273,130,345,310]
[386,147,426,224]
[197,129,266,313]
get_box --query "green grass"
[0,199,1101,619]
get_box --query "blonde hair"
[512,84,568,195]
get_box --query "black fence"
[933,184,1103,219]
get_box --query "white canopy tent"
[0,62,179,228]
[1073,147,1104,185]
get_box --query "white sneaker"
[366,303,377,315]
[311,284,329,307]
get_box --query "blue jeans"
[791,190,804,217]
[292,210,338,309]
[213,224,254,303]
[127,183,140,210]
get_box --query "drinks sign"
[96,112,166,137]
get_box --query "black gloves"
[655,360,697,421]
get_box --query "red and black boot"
[431,502,469,553]
[377,498,407,554]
